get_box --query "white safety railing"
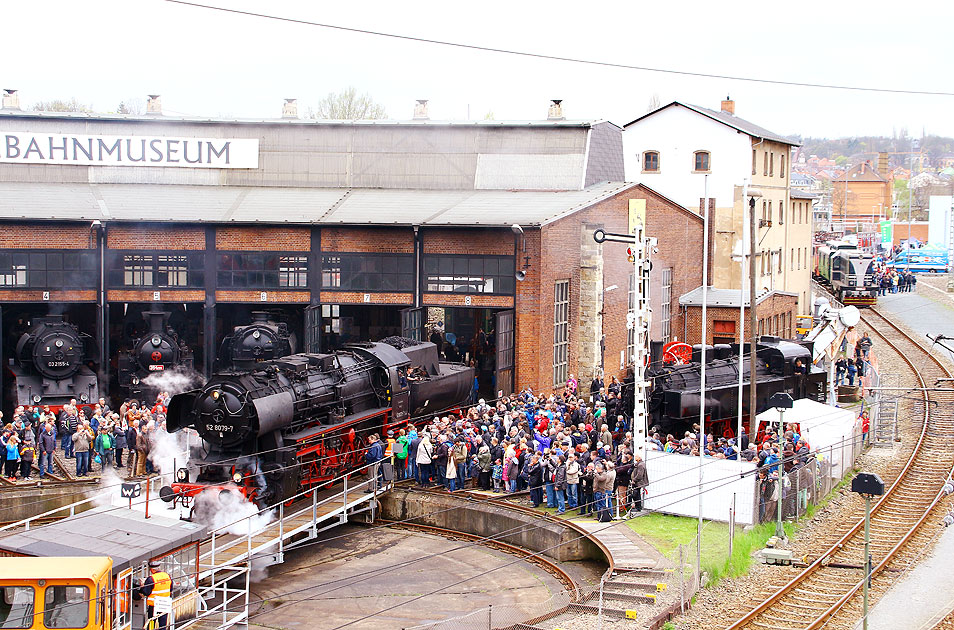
[176,562,250,630]
[0,473,168,533]
[201,460,388,576]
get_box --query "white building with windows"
[622,99,812,316]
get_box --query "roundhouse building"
[0,94,702,408]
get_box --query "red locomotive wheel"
[662,342,693,365]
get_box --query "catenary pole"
[697,175,709,581]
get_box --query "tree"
[31,98,92,113]
[116,99,144,115]
[309,87,386,120]
[646,93,661,112]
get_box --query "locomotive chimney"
[143,311,171,333]
[250,311,270,323]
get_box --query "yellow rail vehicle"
[0,557,112,630]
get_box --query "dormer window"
[693,151,710,172]
[643,151,660,172]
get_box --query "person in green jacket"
[394,429,409,479]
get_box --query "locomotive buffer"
[593,223,657,458]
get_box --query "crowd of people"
[871,265,917,295]
[0,393,173,481]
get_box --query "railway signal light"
[627,247,635,263]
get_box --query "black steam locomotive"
[163,337,473,509]
[8,315,99,411]
[217,312,295,370]
[118,311,193,399]
[647,337,826,440]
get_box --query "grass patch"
[626,513,792,587]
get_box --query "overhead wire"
[159,0,954,98]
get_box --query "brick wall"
[422,228,514,255]
[107,289,205,302]
[422,294,514,308]
[682,293,798,344]
[321,228,413,253]
[321,291,413,305]
[515,186,704,395]
[216,227,311,251]
[215,290,311,303]
[108,225,205,249]
[0,289,96,302]
[0,223,94,249]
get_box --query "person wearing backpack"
[19,437,36,479]
[94,425,114,470]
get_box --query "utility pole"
[748,194,760,438]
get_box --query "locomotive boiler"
[8,315,99,410]
[217,311,295,370]
[163,338,473,510]
[118,310,193,399]
[647,337,826,440]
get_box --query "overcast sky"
[6,0,954,140]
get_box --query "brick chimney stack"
[547,100,565,120]
[2,89,20,110]
[282,98,298,119]
[721,95,735,115]
[146,95,162,115]
[413,100,429,120]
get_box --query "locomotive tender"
[217,311,295,370]
[8,315,98,410]
[648,337,826,440]
[118,310,193,399]
[164,337,473,509]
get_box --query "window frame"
[216,252,309,290]
[692,150,711,173]
[0,585,35,629]
[0,250,98,290]
[660,268,673,344]
[422,254,515,295]
[553,279,570,387]
[642,150,660,173]
[107,250,204,289]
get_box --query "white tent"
[756,399,861,478]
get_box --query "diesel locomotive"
[813,240,878,306]
[8,315,99,410]
[162,337,473,511]
[217,311,295,370]
[647,337,826,440]
[118,311,194,399]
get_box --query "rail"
[725,306,954,629]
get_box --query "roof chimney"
[282,98,298,119]
[877,151,890,178]
[721,95,735,115]
[146,94,162,115]
[413,99,429,120]
[2,89,20,110]
[547,99,565,120]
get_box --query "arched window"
[693,151,710,172]
[642,151,660,172]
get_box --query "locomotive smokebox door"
[851,472,884,496]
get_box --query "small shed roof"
[0,506,207,573]
[678,286,798,307]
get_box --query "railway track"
[723,306,954,630]
[377,519,580,596]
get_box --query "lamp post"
[769,392,793,541]
[748,189,763,439]
[851,472,885,630]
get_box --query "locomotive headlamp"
[32,395,41,403]
[175,467,189,483]
[212,390,221,401]
[232,472,243,484]
[55,339,64,348]
[151,335,162,347]
[131,376,140,386]
[80,393,89,403]
[252,330,261,339]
